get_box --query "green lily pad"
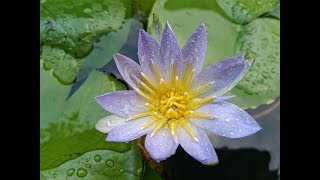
[266,5,280,19]
[40,142,143,180]
[41,46,80,84]
[230,18,280,108]
[148,0,241,68]
[76,19,133,82]
[40,70,129,170]
[216,0,280,24]
[40,0,129,84]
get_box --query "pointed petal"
[182,23,207,76]
[191,102,261,138]
[114,53,142,89]
[138,30,162,81]
[95,90,146,117]
[214,95,236,102]
[160,22,184,80]
[145,125,179,162]
[177,123,218,164]
[107,117,156,142]
[193,54,253,96]
[95,115,126,133]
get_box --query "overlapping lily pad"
[40,70,130,170]
[216,0,280,24]
[230,18,280,108]
[40,143,143,180]
[40,0,129,84]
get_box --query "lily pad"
[230,18,280,108]
[40,0,129,84]
[217,0,280,24]
[40,70,129,170]
[40,142,143,180]
[266,5,280,19]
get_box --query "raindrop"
[229,131,234,136]
[77,168,87,177]
[246,118,252,124]
[134,168,142,176]
[83,8,92,14]
[85,163,91,168]
[46,37,52,42]
[225,117,232,122]
[94,155,102,162]
[119,169,124,173]
[67,168,75,176]
[53,173,57,178]
[106,159,114,167]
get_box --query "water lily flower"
[95,22,261,164]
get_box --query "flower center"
[129,62,215,141]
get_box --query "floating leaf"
[40,142,143,180]
[230,18,280,108]
[40,71,129,170]
[217,0,280,24]
[40,0,129,84]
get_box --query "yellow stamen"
[129,111,154,120]
[151,119,167,137]
[140,72,157,90]
[189,81,214,97]
[173,102,187,109]
[170,62,176,87]
[178,118,199,142]
[184,68,195,89]
[184,110,213,119]
[168,119,178,136]
[151,61,161,82]
[189,96,214,109]
[140,117,159,130]
[135,88,153,102]
[145,103,156,110]
[140,81,157,96]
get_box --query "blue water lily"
[95,22,261,164]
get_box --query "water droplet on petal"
[229,131,234,136]
[225,117,232,122]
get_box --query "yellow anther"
[151,119,167,137]
[145,103,156,110]
[178,118,199,142]
[168,119,178,136]
[129,111,154,120]
[189,81,214,97]
[189,96,214,109]
[135,88,153,102]
[184,110,213,119]
[170,62,176,87]
[151,62,161,82]
[140,72,157,89]
[140,117,159,130]
[173,102,187,109]
[140,81,157,96]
